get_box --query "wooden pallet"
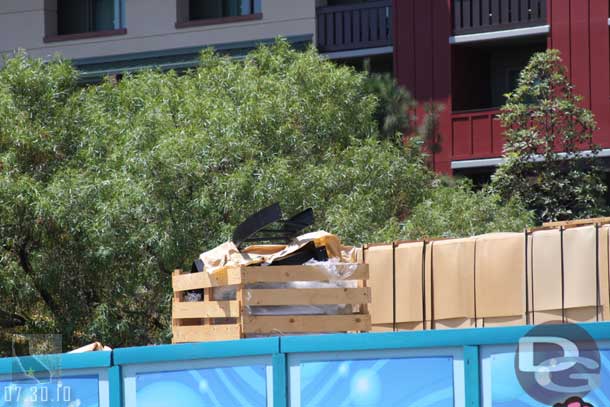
[172,264,371,343]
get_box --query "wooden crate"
[172,264,371,343]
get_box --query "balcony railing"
[451,108,504,160]
[452,0,547,36]
[316,0,392,53]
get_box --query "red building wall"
[548,0,610,148]
[393,0,452,174]
[394,0,610,174]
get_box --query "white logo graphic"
[518,335,600,394]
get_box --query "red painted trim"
[44,28,127,43]
[553,0,572,77]
[570,0,591,108]
[175,13,262,29]
[431,0,452,174]
[588,0,610,147]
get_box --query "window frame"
[44,0,127,43]
[288,347,466,407]
[175,0,263,29]
[121,355,274,407]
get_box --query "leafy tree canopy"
[404,179,534,239]
[0,40,531,352]
[491,49,607,222]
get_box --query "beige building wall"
[0,0,315,62]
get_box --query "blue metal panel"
[241,0,252,15]
[464,346,481,407]
[121,0,126,27]
[114,337,280,366]
[272,353,287,407]
[113,0,121,29]
[0,351,112,375]
[109,365,122,407]
[280,322,610,353]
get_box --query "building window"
[176,0,262,27]
[44,0,126,42]
[506,69,521,94]
[58,0,115,35]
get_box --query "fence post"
[464,345,481,407]
[273,353,288,407]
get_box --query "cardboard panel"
[564,225,598,309]
[434,318,476,330]
[431,238,476,320]
[365,245,394,326]
[530,229,563,311]
[479,315,527,328]
[424,243,432,326]
[600,225,610,321]
[395,242,424,324]
[371,324,394,332]
[532,309,564,325]
[475,233,526,318]
[565,306,602,323]
[395,322,424,331]
[526,235,533,317]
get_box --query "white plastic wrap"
[213,260,361,316]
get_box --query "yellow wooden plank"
[172,301,241,319]
[172,267,242,291]
[242,314,371,334]
[542,217,610,228]
[172,324,241,343]
[245,288,370,306]
[240,264,368,283]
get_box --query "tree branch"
[17,243,61,319]
[0,309,27,328]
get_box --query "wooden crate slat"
[242,314,371,334]
[172,267,242,291]
[245,288,371,306]
[172,300,241,319]
[172,324,241,343]
[240,264,369,283]
[542,217,610,228]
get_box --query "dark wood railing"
[453,0,547,35]
[316,0,392,53]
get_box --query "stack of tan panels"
[395,241,426,330]
[428,239,476,329]
[564,225,609,322]
[364,244,394,332]
[529,229,563,323]
[362,222,610,332]
[529,225,610,324]
[475,233,528,327]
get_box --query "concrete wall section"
[0,0,315,61]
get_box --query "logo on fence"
[515,323,600,404]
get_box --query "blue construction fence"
[1,322,610,407]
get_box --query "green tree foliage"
[0,41,532,352]
[491,49,607,222]
[403,179,534,239]
[363,72,416,145]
